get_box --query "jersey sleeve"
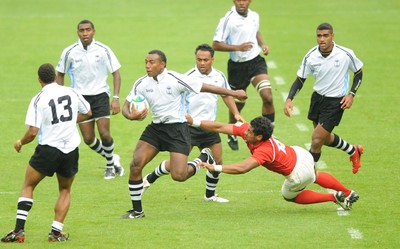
[213,12,231,42]
[104,45,121,73]
[25,94,41,128]
[347,49,363,72]
[232,122,248,140]
[296,55,311,79]
[56,48,69,74]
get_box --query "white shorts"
[281,146,316,200]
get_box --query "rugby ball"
[129,94,149,112]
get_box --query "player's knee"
[170,173,187,182]
[234,97,246,104]
[255,80,271,94]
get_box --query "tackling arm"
[200,157,260,174]
[200,83,247,101]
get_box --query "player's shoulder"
[221,7,236,20]
[61,42,80,54]
[334,43,355,54]
[248,8,259,18]
[134,74,149,85]
[304,46,319,57]
[211,68,227,78]
[185,67,197,76]
[93,40,114,52]
[167,69,186,80]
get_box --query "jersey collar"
[193,66,217,78]
[78,38,96,50]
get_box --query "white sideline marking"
[281,92,288,101]
[274,76,285,85]
[295,123,308,132]
[291,106,300,115]
[336,208,350,216]
[224,190,279,194]
[347,228,363,239]
[0,192,17,195]
[268,61,277,69]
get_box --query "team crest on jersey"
[166,87,172,95]
[334,60,340,67]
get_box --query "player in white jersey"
[1,64,91,243]
[56,20,124,180]
[141,44,245,203]
[284,23,364,174]
[120,50,247,219]
[213,0,275,151]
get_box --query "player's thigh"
[78,121,96,142]
[21,165,46,196]
[281,147,316,199]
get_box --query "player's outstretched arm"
[199,157,259,174]
[200,83,247,101]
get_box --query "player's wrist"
[192,118,201,128]
[214,165,222,172]
[113,95,119,100]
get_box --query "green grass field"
[1,0,399,248]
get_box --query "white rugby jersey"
[213,6,261,62]
[126,69,202,124]
[297,42,363,97]
[25,83,91,153]
[56,39,121,96]
[185,66,230,121]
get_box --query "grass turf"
[0,0,399,248]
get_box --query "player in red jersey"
[188,115,359,210]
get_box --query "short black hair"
[77,19,95,30]
[195,43,214,57]
[148,49,167,65]
[38,63,56,84]
[250,116,274,142]
[317,22,333,33]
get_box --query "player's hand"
[185,113,193,125]
[239,42,253,52]
[261,44,270,56]
[340,95,354,110]
[130,108,148,121]
[14,140,22,153]
[234,114,245,123]
[234,90,247,101]
[198,162,214,171]
[283,99,293,117]
[111,99,121,115]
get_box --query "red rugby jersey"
[233,123,297,176]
